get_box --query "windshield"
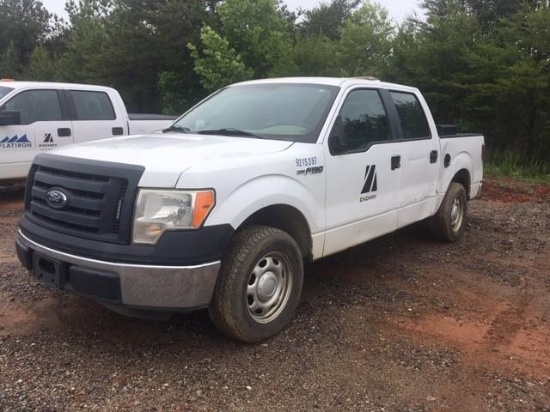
[0,86,14,101]
[172,83,339,143]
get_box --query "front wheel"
[429,182,468,242]
[208,225,304,343]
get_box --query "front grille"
[26,154,144,244]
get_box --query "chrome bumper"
[17,231,220,309]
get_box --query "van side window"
[390,92,430,139]
[71,90,116,121]
[330,89,389,154]
[4,90,62,125]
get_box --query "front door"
[323,88,402,257]
[0,89,73,178]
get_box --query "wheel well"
[239,205,312,262]
[452,169,471,198]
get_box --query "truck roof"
[0,80,116,92]
[234,77,419,92]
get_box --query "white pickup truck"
[16,77,484,342]
[0,80,176,182]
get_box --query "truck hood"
[50,134,294,187]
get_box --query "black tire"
[208,225,304,343]
[429,182,468,242]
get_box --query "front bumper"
[16,231,220,310]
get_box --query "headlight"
[133,189,215,245]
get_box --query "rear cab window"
[390,91,431,140]
[70,90,116,121]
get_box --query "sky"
[41,0,424,24]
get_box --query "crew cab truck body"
[16,77,484,342]
[0,81,176,182]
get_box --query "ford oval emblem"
[45,188,69,209]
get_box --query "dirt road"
[0,179,549,411]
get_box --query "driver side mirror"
[0,110,21,126]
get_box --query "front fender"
[206,173,325,235]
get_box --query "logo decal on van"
[0,134,32,149]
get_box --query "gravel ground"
[0,178,549,411]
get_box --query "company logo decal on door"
[0,134,32,149]
[360,165,377,202]
[39,133,57,150]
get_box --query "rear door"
[323,87,402,256]
[67,89,127,143]
[389,91,440,228]
[0,88,73,178]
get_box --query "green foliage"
[188,26,253,92]
[337,2,393,77]
[291,35,341,76]
[188,0,294,89]
[0,0,52,68]
[293,0,393,78]
[485,149,550,183]
[60,0,110,83]
[458,7,550,159]
[24,45,63,81]
[299,0,361,41]
[0,42,21,77]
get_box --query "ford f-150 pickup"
[16,77,484,342]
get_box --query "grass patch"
[485,150,550,184]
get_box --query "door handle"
[430,150,438,163]
[391,155,401,170]
[112,127,124,136]
[57,128,71,137]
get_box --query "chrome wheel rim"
[450,197,464,233]
[247,252,293,324]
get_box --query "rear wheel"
[429,182,468,242]
[208,225,304,343]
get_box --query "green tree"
[154,0,221,113]
[387,6,480,124]
[336,2,393,77]
[0,42,21,77]
[291,35,341,76]
[60,0,110,83]
[189,0,294,89]
[24,45,62,81]
[462,7,550,158]
[188,25,252,92]
[218,0,295,77]
[299,0,361,41]
[0,0,52,68]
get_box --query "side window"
[4,90,62,125]
[390,92,430,140]
[330,89,389,154]
[71,90,116,121]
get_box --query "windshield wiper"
[162,125,192,134]
[197,128,264,139]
